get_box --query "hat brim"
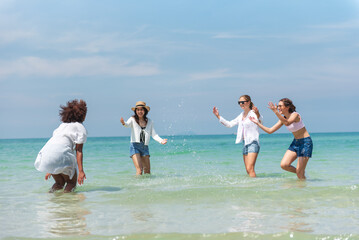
[131,106,150,112]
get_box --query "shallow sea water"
[1,133,359,239]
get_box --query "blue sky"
[1,0,359,139]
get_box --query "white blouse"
[123,117,163,145]
[34,122,87,179]
[219,110,262,145]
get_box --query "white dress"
[34,122,87,179]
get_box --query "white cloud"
[0,9,38,44]
[72,35,155,54]
[309,19,359,29]
[211,29,355,45]
[0,56,160,78]
[0,29,36,44]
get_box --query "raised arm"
[212,106,220,119]
[252,106,262,123]
[213,106,239,128]
[121,117,132,128]
[249,116,283,134]
[268,102,298,126]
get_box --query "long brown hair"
[60,99,87,123]
[240,95,254,109]
[279,98,296,113]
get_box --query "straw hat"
[131,101,150,112]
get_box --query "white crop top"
[286,113,305,132]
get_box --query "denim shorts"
[288,137,313,158]
[243,141,260,155]
[130,142,150,158]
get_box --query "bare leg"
[296,157,309,180]
[280,150,298,174]
[64,172,77,193]
[243,155,249,175]
[243,153,257,177]
[132,153,144,175]
[142,155,151,175]
[50,174,65,192]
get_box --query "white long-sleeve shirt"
[219,110,262,145]
[123,117,163,145]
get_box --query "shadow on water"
[78,186,122,192]
[257,172,323,182]
[36,192,91,236]
[281,206,314,233]
[256,172,285,178]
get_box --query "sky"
[1,0,359,139]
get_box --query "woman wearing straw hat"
[121,101,168,175]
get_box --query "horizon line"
[1,131,358,141]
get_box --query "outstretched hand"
[249,116,259,125]
[120,117,125,125]
[213,107,220,119]
[252,106,261,119]
[45,173,51,180]
[161,139,168,145]
[268,102,278,112]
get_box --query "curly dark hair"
[60,99,87,123]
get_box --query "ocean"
[0,132,358,239]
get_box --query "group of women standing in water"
[34,96,313,193]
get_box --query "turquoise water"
[1,133,359,239]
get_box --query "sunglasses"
[238,100,249,105]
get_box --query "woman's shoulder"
[68,122,87,143]
[249,110,261,117]
[66,122,87,131]
[126,116,136,123]
[54,122,86,136]
[236,112,244,118]
[290,112,300,118]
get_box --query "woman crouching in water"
[250,98,313,179]
[35,99,88,192]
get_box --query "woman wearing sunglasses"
[121,101,168,175]
[213,95,262,177]
[249,98,313,180]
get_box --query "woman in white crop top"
[249,98,313,180]
[213,95,262,177]
[121,101,167,175]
